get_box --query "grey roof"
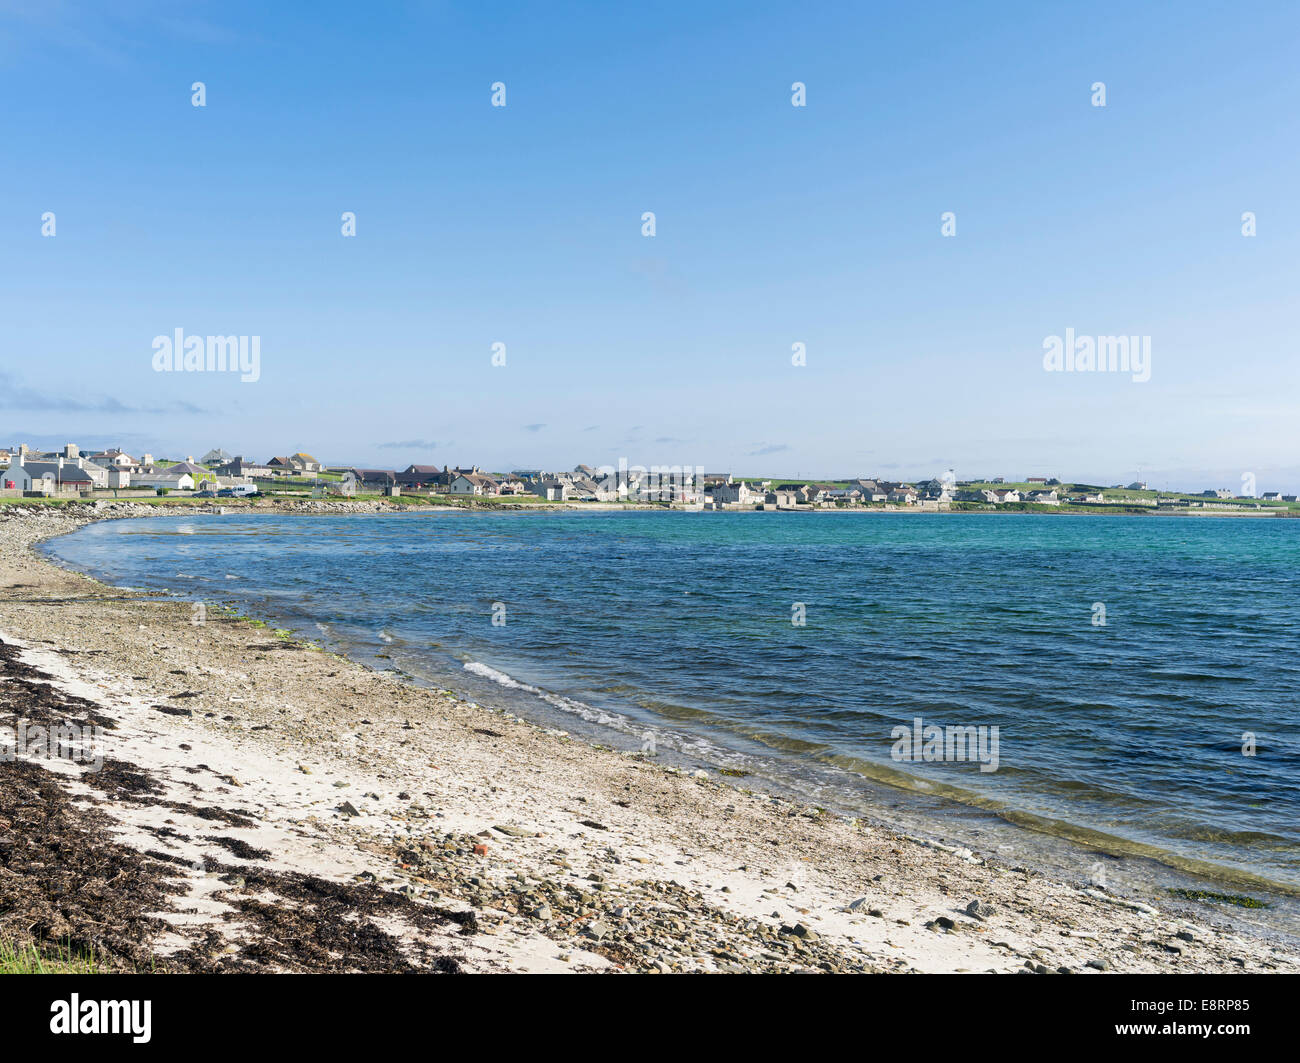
[346,468,397,482]
[21,462,94,483]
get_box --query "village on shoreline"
[3,442,1298,516]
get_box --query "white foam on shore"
[461,659,734,766]
[464,660,633,731]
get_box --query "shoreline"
[4,493,1296,521]
[43,512,1300,915]
[2,500,1297,973]
[38,504,1300,910]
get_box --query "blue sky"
[1,0,1297,490]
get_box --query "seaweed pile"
[0,637,470,972]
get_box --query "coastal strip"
[1,501,1296,974]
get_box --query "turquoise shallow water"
[45,510,1300,893]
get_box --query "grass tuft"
[0,938,103,974]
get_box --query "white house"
[287,452,323,473]
[132,472,195,491]
[166,460,216,487]
[89,449,136,468]
[19,460,100,490]
[709,480,762,506]
[449,472,501,496]
[0,463,33,491]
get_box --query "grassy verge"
[0,938,103,974]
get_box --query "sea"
[42,509,1300,933]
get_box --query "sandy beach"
[2,500,1297,974]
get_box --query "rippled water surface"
[46,511,1300,892]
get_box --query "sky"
[0,0,1297,491]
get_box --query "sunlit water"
[45,510,1300,916]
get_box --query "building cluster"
[332,464,702,501]
[0,444,330,497]
[2,445,1295,508]
[330,464,538,497]
[1,444,215,495]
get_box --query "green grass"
[0,938,103,974]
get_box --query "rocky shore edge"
[1,501,1296,974]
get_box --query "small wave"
[1147,670,1241,682]
[464,660,534,691]
[462,660,629,730]
[458,661,749,773]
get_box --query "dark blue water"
[44,510,1300,894]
